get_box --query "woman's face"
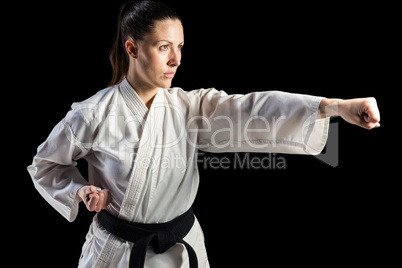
[132,19,184,90]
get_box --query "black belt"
[97,207,198,268]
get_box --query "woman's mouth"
[164,72,175,78]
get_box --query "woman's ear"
[125,40,137,58]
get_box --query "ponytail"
[108,31,127,86]
[108,0,181,87]
[108,2,132,87]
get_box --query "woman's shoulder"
[71,85,119,110]
[66,85,121,126]
[164,86,227,100]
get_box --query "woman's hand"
[339,98,380,129]
[77,185,112,212]
[320,97,380,130]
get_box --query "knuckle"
[86,204,93,211]
[362,99,372,107]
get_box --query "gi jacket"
[28,78,329,267]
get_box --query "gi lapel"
[96,81,165,268]
[119,82,165,222]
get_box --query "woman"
[27,1,380,267]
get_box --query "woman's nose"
[168,50,181,67]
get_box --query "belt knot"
[153,231,177,254]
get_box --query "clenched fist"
[319,97,380,130]
[77,185,112,212]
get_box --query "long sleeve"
[27,107,94,222]
[192,88,330,154]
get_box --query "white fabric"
[28,78,329,267]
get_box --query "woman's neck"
[126,72,159,110]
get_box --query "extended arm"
[193,89,330,154]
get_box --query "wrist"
[337,99,348,119]
[319,98,343,118]
[76,185,88,200]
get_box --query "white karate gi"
[28,78,329,267]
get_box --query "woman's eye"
[160,45,169,51]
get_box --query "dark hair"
[109,0,181,86]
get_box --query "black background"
[8,0,397,267]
